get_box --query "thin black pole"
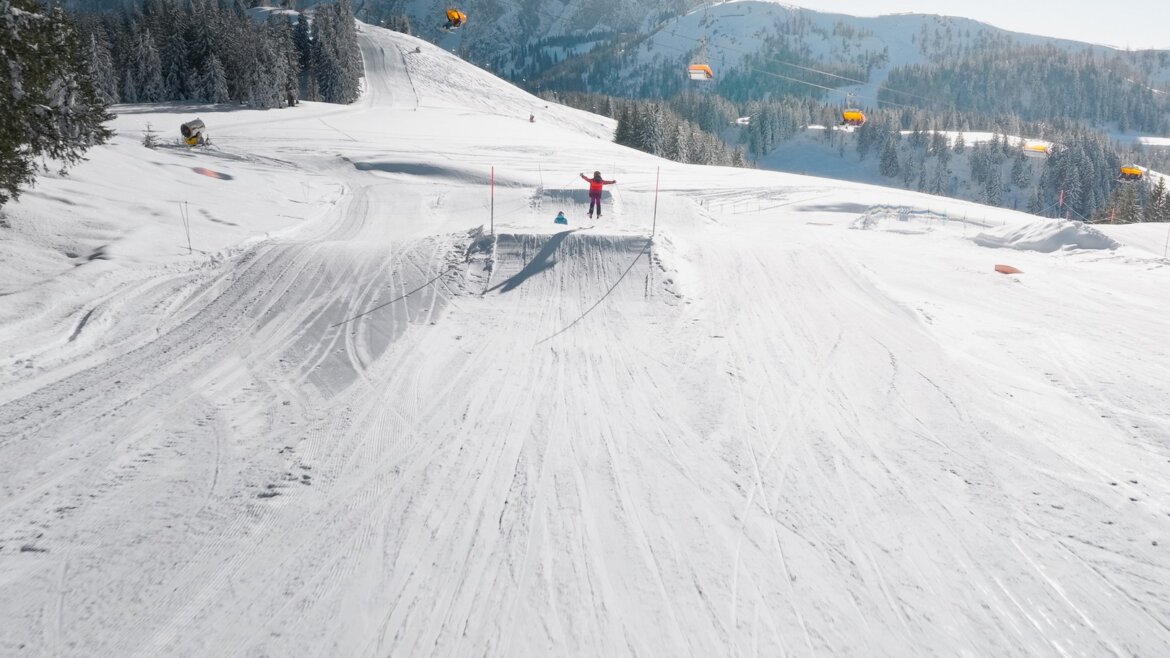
[651,167,660,238]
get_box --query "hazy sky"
[786,1,1170,50]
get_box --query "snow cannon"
[180,119,207,147]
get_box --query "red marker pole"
[490,166,495,236]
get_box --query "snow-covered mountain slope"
[3,23,1170,657]
[759,128,1170,209]
[388,0,1170,104]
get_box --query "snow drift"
[973,219,1120,252]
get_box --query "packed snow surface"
[2,24,1170,657]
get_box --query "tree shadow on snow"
[795,202,871,214]
[352,161,455,177]
[487,230,578,293]
[113,101,260,115]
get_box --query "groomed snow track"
[1,21,1169,658]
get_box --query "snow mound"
[973,219,1119,252]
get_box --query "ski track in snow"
[1,24,1169,658]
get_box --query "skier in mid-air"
[580,171,616,218]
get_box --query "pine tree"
[981,171,1001,207]
[1010,151,1031,188]
[1116,184,1140,223]
[0,0,113,205]
[929,161,947,195]
[1157,184,1170,223]
[1028,188,1045,216]
[901,149,916,189]
[311,0,362,104]
[160,28,189,100]
[134,28,165,102]
[85,32,120,104]
[244,24,284,108]
[197,52,229,103]
[278,21,300,107]
[1145,177,1166,223]
[614,106,634,146]
[879,136,901,178]
[293,12,312,71]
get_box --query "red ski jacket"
[581,174,615,192]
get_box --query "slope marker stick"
[490,165,495,236]
[179,202,192,255]
[651,167,660,238]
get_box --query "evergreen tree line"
[881,45,1170,134]
[1,0,112,206]
[74,0,362,108]
[726,92,1166,221]
[739,94,1139,162]
[851,115,1150,221]
[541,91,746,167]
[614,100,746,167]
[1093,173,1170,223]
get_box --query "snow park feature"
[973,218,1121,252]
[2,21,1170,658]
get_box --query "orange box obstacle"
[994,264,1023,274]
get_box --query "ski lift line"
[516,2,936,109]
[651,40,833,92]
[660,23,934,103]
[1035,196,1092,222]
[717,43,936,105]
[535,236,653,345]
[556,4,935,105]
[651,39,917,110]
[330,264,460,328]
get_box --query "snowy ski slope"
[1,23,1169,657]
